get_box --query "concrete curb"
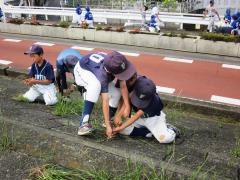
[1,65,239,120]
[0,22,240,58]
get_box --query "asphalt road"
[0,32,240,107]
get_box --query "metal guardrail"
[2,5,222,26]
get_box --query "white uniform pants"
[72,14,82,25]
[208,16,216,32]
[120,112,176,144]
[23,83,58,105]
[86,20,94,28]
[74,63,121,107]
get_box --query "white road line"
[222,64,240,70]
[118,51,140,57]
[211,95,240,106]
[163,57,193,64]
[0,59,13,65]
[34,42,55,46]
[156,86,175,94]
[71,46,94,51]
[3,39,22,42]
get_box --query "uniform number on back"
[89,53,104,63]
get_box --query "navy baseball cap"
[64,55,80,72]
[24,44,44,55]
[130,76,156,109]
[103,51,136,80]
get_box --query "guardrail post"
[44,7,48,21]
[180,13,183,30]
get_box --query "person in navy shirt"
[76,3,82,16]
[113,76,180,144]
[224,8,231,25]
[56,48,83,96]
[84,7,94,28]
[73,3,82,25]
[148,15,161,32]
[230,13,240,35]
[0,7,3,22]
[22,45,58,105]
[74,51,136,138]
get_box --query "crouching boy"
[113,76,179,144]
[22,44,58,105]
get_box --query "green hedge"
[200,32,240,43]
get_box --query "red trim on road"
[1,38,240,103]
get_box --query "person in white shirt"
[204,0,220,32]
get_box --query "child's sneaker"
[167,123,181,138]
[77,123,93,135]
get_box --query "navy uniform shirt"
[80,53,114,93]
[29,60,55,83]
[132,94,163,118]
[0,9,3,18]
[85,11,93,20]
[76,6,82,15]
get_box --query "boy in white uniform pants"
[204,0,220,32]
[23,45,58,106]
[74,51,136,138]
[113,76,179,144]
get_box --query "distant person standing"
[85,7,94,28]
[140,5,148,28]
[204,0,220,32]
[0,7,3,22]
[72,3,82,25]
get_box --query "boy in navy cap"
[113,76,179,144]
[84,7,94,28]
[56,48,83,96]
[103,51,137,121]
[22,44,58,105]
[74,51,136,138]
[75,3,82,25]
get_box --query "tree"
[162,0,177,12]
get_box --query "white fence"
[1,5,222,27]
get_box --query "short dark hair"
[144,5,148,11]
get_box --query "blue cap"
[86,7,90,11]
[103,51,136,80]
[232,13,238,20]
[130,76,156,109]
[226,8,231,15]
[63,55,80,72]
[24,44,43,55]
